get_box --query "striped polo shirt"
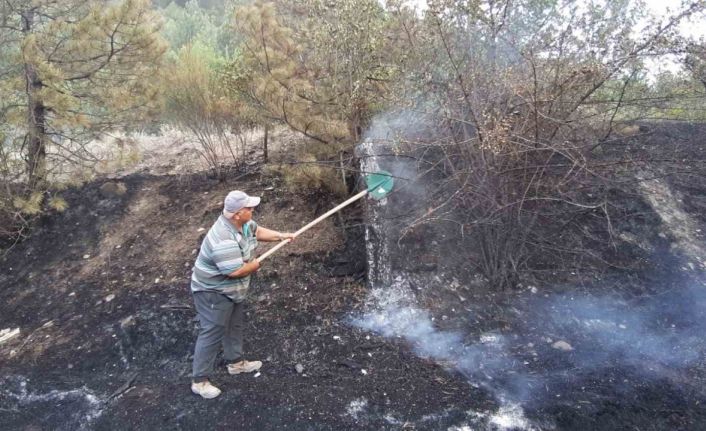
[191,215,258,302]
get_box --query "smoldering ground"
[349,279,706,426]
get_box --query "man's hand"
[246,258,260,272]
[256,227,296,242]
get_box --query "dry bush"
[266,140,348,197]
[388,0,706,288]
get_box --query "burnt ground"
[1,122,706,430]
[0,170,493,430]
[352,122,706,430]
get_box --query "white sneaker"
[191,380,221,399]
[227,360,262,375]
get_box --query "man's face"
[235,206,254,223]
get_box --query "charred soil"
[0,170,489,430]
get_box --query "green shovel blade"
[365,171,394,200]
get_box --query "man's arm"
[228,259,260,278]
[256,226,296,242]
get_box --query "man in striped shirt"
[190,190,296,399]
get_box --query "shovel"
[257,171,394,262]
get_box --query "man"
[190,190,296,399]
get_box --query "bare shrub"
[388,0,706,288]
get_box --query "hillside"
[0,167,489,430]
[2,122,706,430]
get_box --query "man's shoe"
[191,380,221,399]
[227,360,262,375]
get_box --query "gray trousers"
[192,291,244,382]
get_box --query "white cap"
[223,190,260,217]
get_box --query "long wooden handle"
[257,189,369,262]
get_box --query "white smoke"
[1,375,104,429]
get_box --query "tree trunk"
[348,98,365,142]
[26,88,47,190]
[263,124,269,163]
[22,9,47,190]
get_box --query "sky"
[645,0,706,39]
[404,0,705,38]
[640,0,706,74]
[402,0,706,74]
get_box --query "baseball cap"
[223,190,260,217]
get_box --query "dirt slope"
[0,170,488,430]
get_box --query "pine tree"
[230,0,393,193]
[233,0,392,147]
[0,0,165,190]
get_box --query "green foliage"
[161,0,236,56]
[298,0,395,141]
[642,71,706,121]
[162,43,254,179]
[230,0,395,193]
[0,0,165,179]
[685,42,706,89]
[243,0,396,143]
[156,0,251,172]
